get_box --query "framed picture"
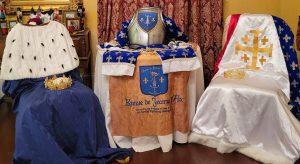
[66,18,80,33]
[9,20,17,30]
[0,21,8,35]
[62,10,77,25]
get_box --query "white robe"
[0,21,79,80]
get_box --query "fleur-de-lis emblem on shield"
[140,65,168,96]
[137,11,158,32]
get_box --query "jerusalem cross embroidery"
[137,11,158,32]
[140,65,168,96]
[235,29,273,70]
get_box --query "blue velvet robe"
[2,69,132,164]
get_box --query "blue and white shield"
[140,65,168,96]
[137,11,158,32]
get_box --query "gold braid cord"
[44,75,72,90]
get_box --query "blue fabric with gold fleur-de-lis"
[101,43,197,66]
[102,50,140,65]
[273,16,300,120]
[163,16,189,43]
[115,20,131,47]
[156,47,196,61]
[101,15,194,66]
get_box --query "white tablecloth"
[94,45,205,152]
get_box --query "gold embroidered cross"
[261,36,269,45]
[242,35,250,44]
[235,30,273,70]
[259,56,266,65]
[241,54,250,63]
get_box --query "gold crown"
[44,75,72,90]
[224,69,246,79]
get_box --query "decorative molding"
[5,0,81,14]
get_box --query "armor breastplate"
[128,7,165,48]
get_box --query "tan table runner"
[109,51,190,137]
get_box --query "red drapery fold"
[214,14,240,74]
[97,0,223,86]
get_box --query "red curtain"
[97,0,223,86]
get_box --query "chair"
[189,14,300,164]
[0,21,131,163]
